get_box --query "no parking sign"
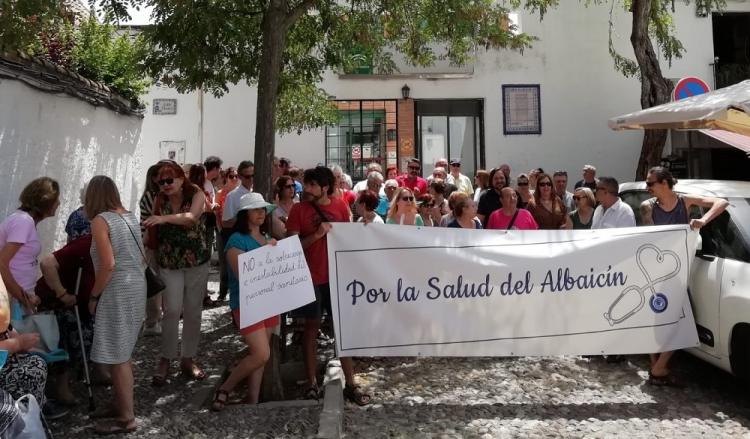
[673,77,710,101]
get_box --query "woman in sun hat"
[211,193,278,411]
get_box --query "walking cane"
[72,266,96,412]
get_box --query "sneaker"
[42,400,70,421]
[143,322,162,337]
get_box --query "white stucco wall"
[0,78,143,254]
[137,0,750,185]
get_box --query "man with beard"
[397,158,428,195]
[286,166,372,406]
[477,168,508,225]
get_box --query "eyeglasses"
[241,173,254,180]
[538,182,552,187]
[518,182,529,186]
[227,174,238,180]
[645,181,657,187]
[400,196,415,202]
[158,178,175,186]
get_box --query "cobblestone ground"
[51,272,321,438]
[48,269,750,438]
[345,355,750,438]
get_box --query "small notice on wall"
[238,236,315,328]
[153,99,177,115]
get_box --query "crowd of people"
[0,153,729,435]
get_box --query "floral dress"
[156,197,210,270]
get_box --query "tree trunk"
[253,0,288,201]
[630,0,672,179]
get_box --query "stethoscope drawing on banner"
[603,244,681,326]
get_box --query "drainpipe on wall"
[198,89,204,161]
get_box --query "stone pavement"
[345,356,750,438]
[49,272,750,438]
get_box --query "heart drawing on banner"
[603,244,682,326]
[636,244,681,287]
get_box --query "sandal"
[647,371,685,388]
[210,389,229,412]
[343,385,372,406]
[94,418,136,435]
[181,363,207,381]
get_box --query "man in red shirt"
[286,166,371,405]
[397,158,428,195]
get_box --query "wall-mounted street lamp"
[401,84,410,100]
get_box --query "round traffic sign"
[673,77,710,101]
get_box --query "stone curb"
[317,359,345,439]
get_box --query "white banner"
[327,224,699,357]
[238,236,315,329]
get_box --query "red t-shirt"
[286,198,351,285]
[486,209,539,230]
[397,176,428,195]
[35,234,95,318]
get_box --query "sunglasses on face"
[158,178,175,186]
[227,174,238,180]
[284,184,295,189]
[400,196,415,202]
[645,181,657,187]
[573,196,582,201]
[518,182,529,186]
[538,182,552,187]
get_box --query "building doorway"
[325,100,398,182]
[712,12,750,88]
[416,99,484,180]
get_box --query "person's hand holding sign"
[316,222,332,239]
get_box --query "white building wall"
[0,79,144,254]
[137,1,750,186]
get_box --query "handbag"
[119,214,166,298]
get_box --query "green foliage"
[69,17,150,104]
[95,0,558,132]
[603,0,726,78]
[0,3,149,106]
[0,0,59,52]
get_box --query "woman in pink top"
[486,187,539,230]
[0,177,61,316]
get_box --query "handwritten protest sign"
[327,224,699,357]
[238,236,315,329]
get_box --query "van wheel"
[730,324,750,383]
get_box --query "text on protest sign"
[238,235,315,329]
[327,224,699,357]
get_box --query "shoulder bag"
[119,214,166,298]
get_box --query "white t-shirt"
[222,185,251,222]
[591,198,636,229]
[356,215,384,224]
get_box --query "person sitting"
[447,193,482,229]
[356,191,385,225]
[0,292,64,419]
[212,193,278,411]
